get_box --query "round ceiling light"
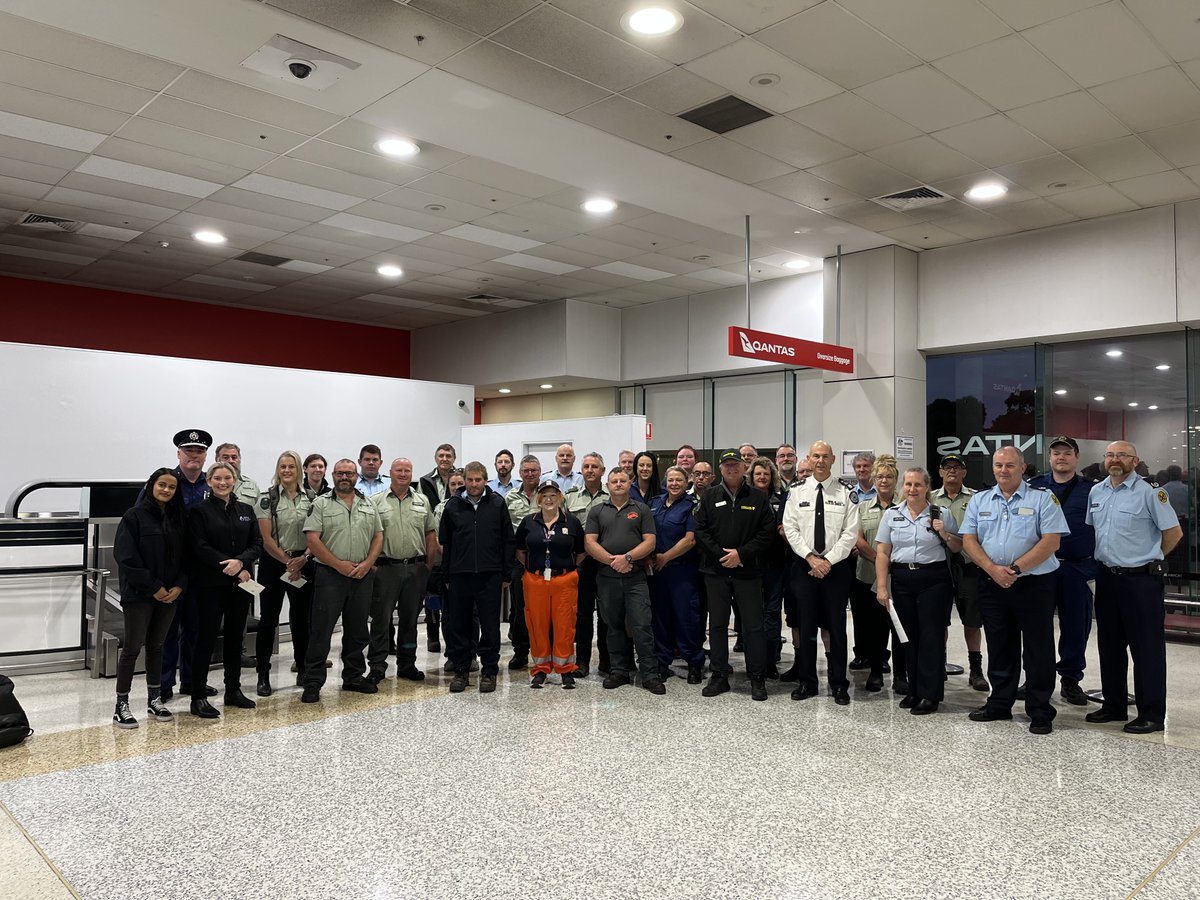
[1156,364,1171,371]
[965,182,1007,201]
[1106,349,1123,357]
[194,230,226,244]
[784,258,817,270]
[1149,405,1159,410]
[1094,396,1105,401]
[582,197,618,213]
[1054,389,1067,395]
[623,7,682,36]
[540,383,554,390]
[1128,402,1139,407]
[498,388,511,394]
[375,138,420,158]
[377,264,403,277]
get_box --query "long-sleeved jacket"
[187,494,263,589]
[692,479,777,578]
[438,487,515,576]
[114,502,188,602]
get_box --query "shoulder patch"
[1048,492,1060,505]
[848,493,858,504]
[259,496,270,510]
[1158,490,1169,504]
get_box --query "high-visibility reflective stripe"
[552,653,577,666]
[531,654,552,665]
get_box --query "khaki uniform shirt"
[505,487,539,530]
[564,484,610,529]
[855,497,893,585]
[932,486,976,562]
[235,475,261,507]
[254,487,313,554]
[372,487,435,560]
[304,491,382,564]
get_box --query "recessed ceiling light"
[498,388,511,394]
[375,138,419,158]
[623,7,682,36]
[1156,364,1171,371]
[965,182,1007,201]
[582,197,617,213]
[1094,396,1105,401]
[750,73,781,87]
[1054,389,1067,395]
[377,264,403,277]
[1149,405,1159,410]
[1128,402,1139,407]
[194,230,226,244]
[1106,349,1123,357]
[540,383,553,390]
[784,258,817,270]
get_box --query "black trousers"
[978,572,1056,724]
[192,585,251,692]
[369,561,429,676]
[507,562,530,656]
[704,573,767,677]
[256,554,314,674]
[575,557,602,669]
[446,572,502,676]
[116,600,176,696]
[305,566,373,689]
[1094,568,1167,722]
[850,579,892,674]
[891,567,952,702]
[792,558,853,691]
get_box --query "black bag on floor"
[0,673,33,748]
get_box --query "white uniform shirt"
[782,475,860,566]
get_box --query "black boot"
[256,672,272,697]
[968,650,989,692]
[191,697,219,718]
[427,609,441,653]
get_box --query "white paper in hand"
[281,572,307,588]
[887,601,909,644]
[238,579,265,597]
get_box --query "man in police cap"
[961,446,1069,735]
[1027,437,1096,705]
[1085,441,1181,734]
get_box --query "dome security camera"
[285,58,315,79]
[457,399,468,410]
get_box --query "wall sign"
[727,326,854,373]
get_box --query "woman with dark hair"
[303,453,330,496]
[750,456,787,677]
[254,450,315,695]
[630,451,660,504]
[111,468,188,728]
[188,461,263,718]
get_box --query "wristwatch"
[1010,563,1022,575]
[624,553,634,564]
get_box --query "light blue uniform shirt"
[876,502,959,565]
[543,471,584,493]
[851,483,877,504]
[1086,472,1180,568]
[356,474,388,497]
[961,484,1068,576]
[487,478,516,497]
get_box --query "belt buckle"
[906,563,918,570]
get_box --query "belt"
[378,556,425,566]
[891,562,942,571]
[527,567,573,577]
[1058,555,1093,563]
[1101,563,1157,575]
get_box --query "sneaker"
[113,700,138,729]
[479,675,497,694]
[530,672,547,689]
[642,677,666,695]
[449,673,469,693]
[561,672,576,690]
[146,698,173,722]
[750,676,767,701]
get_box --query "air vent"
[679,96,772,134]
[17,213,84,233]
[236,251,291,267]
[464,293,505,304]
[870,186,951,212]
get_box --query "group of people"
[111,429,1180,738]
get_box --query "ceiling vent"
[464,293,506,304]
[17,213,84,233]
[236,251,291,266]
[870,186,951,212]
[679,96,773,134]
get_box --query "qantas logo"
[739,331,796,358]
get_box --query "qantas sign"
[728,326,854,373]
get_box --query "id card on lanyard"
[544,521,556,581]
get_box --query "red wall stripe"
[0,275,411,378]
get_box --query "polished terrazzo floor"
[1,622,1198,900]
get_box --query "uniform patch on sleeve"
[1158,490,1169,504]
[1049,493,1060,505]
[259,497,270,510]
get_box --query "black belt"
[1101,563,1157,575]
[378,556,425,566]
[526,567,573,577]
[1058,555,1093,563]
[891,562,942,571]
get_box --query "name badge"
[544,567,552,582]
[1017,508,1035,516]
[740,505,755,510]
[979,511,993,518]
[798,501,811,508]
[715,501,727,507]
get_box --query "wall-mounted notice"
[895,436,915,460]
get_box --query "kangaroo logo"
[739,331,754,354]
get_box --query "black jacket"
[419,469,448,510]
[187,494,263,589]
[114,502,188,603]
[693,479,777,577]
[438,487,515,576]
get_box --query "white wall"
[412,301,569,385]
[644,380,703,450]
[459,416,646,480]
[0,342,472,511]
[713,372,785,449]
[479,387,616,424]
[1177,199,1200,326]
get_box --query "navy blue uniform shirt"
[1028,473,1095,561]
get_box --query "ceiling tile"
[0,49,154,114]
[492,6,671,91]
[1184,165,1200,188]
[405,172,528,211]
[842,0,1012,59]
[1135,120,1200,169]
[553,233,645,259]
[138,95,305,154]
[684,0,823,33]
[257,157,394,200]
[466,211,564,244]
[593,260,674,281]
[584,222,685,252]
[345,199,459,234]
[977,0,1105,31]
[824,200,918,231]
[754,170,862,209]
[621,252,709,275]
[756,3,919,90]
[444,222,543,251]
[440,157,570,199]
[669,136,795,182]
[57,172,198,210]
[320,212,430,243]
[725,115,854,168]
[620,68,727,115]
[622,212,734,244]
[994,153,1100,196]
[75,156,223,198]
[374,185,495,223]
[683,38,841,113]
[496,200,592,232]
[934,210,1021,239]
[856,66,994,132]
[233,173,365,211]
[934,34,1076,110]
[0,82,128,135]
[989,197,1077,228]
[0,133,87,169]
[205,186,331,223]
[551,0,741,65]
[439,40,609,116]
[932,170,1036,206]
[523,243,608,268]
[1113,170,1200,205]
[1065,136,1171,181]
[806,154,916,198]
[0,175,50,201]
[286,140,426,188]
[1090,67,1200,133]
[92,137,250,185]
[932,114,1052,166]
[867,136,982,183]
[493,252,580,275]
[1024,2,1171,87]
[787,92,921,151]
[569,95,712,153]
[0,156,68,186]
[320,119,466,170]
[1123,0,1200,64]
[165,71,341,136]
[1047,184,1138,218]
[113,117,276,170]
[165,212,288,248]
[1007,91,1129,149]
[0,110,101,154]
[42,185,179,223]
[407,0,540,36]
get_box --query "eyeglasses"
[1103,452,1135,460]
[693,471,713,478]
[333,472,357,478]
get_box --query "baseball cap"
[718,450,742,464]
[939,454,966,468]
[536,480,563,495]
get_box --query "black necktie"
[813,483,825,555]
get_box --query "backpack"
[0,674,33,749]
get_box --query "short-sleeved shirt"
[876,502,959,567]
[486,478,516,497]
[1029,473,1095,561]
[1086,472,1180,567]
[564,484,609,530]
[356,474,388,497]
[515,512,585,573]
[932,485,976,563]
[505,487,539,530]
[650,493,697,563]
[372,487,435,560]
[961,484,1068,576]
[855,497,894,584]
[544,471,584,493]
[586,499,655,579]
[304,491,383,564]
[254,487,313,554]
[235,475,261,507]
